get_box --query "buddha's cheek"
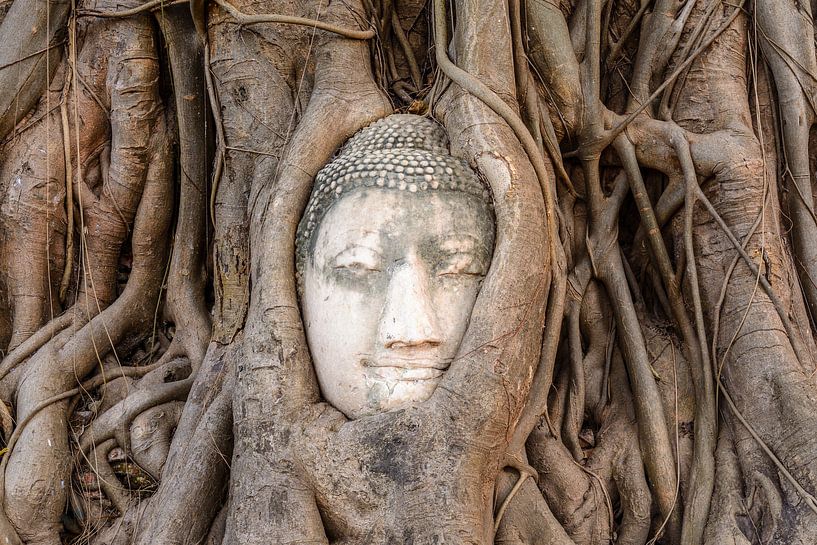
[432,281,483,355]
[302,275,382,415]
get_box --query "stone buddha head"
[296,115,495,419]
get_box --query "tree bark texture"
[0,0,814,544]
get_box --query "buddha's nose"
[379,261,442,349]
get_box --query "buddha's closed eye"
[434,236,489,277]
[436,252,486,277]
[332,246,383,275]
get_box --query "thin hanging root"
[378,0,393,36]
[0,1,71,142]
[508,240,567,452]
[606,0,652,65]
[647,345,681,545]
[575,458,615,534]
[710,158,770,382]
[675,136,716,545]
[512,0,574,196]
[213,0,376,40]
[510,0,579,197]
[606,1,744,139]
[493,469,533,532]
[694,185,810,366]
[511,61,571,444]
[205,45,226,230]
[633,0,698,110]
[511,245,567,452]
[658,0,720,120]
[614,137,694,345]
[59,81,74,304]
[631,175,684,269]
[509,0,574,196]
[389,11,421,90]
[605,263,681,533]
[79,0,189,18]
[432,0,558,254]
[5,43,172,534]
[719,378,817,516]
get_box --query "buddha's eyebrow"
[436,234,487,254]
[336,227,379,239]
[325,229,382,252]
[331,243,384,260]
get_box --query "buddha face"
[301,187,494,419]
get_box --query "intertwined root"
[2,0,817,543]
[0,7,176,544]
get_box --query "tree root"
[79,0,190,18]
[214,0,376,40]
[0,312,73,383]
[131,343,234,545]
[0,0,70,142]
[2,11,174,537]
[78,376,193,459]
[83,438,130,514]
[0,0,815,543]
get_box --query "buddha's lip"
[362,357,451,370]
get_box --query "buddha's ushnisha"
[296,114,495,419]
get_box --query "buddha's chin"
[348,375,442,419]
